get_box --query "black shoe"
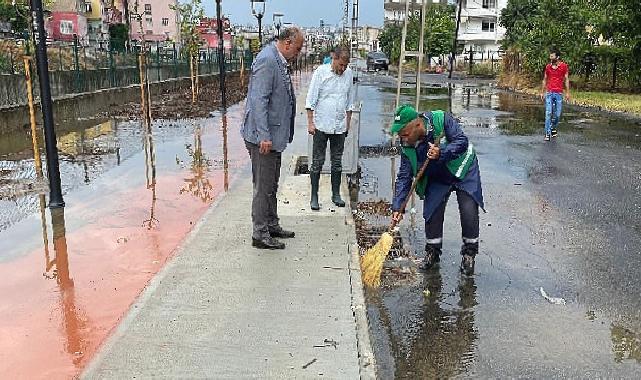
[460,255,475,276]
[331,171,346,207]
[544,134,551,141]
[310,172,320,211]
[551,128,558,137]
[459,242,478,276]
[269,227,295,239]
[252,237,285,250]
[419,244,441,271]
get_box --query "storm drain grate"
[353,200,409,259]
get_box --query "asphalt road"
[356,72,641,378]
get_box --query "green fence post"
[109,47,116,87]
[172,42,178,79]
[73,35,81,93]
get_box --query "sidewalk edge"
[345,181,378,380]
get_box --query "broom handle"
[391,140,440,229]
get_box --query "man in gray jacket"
[241,27,304,250]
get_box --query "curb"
[345,181,378,380]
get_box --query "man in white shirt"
[305,46,355,210]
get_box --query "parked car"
[366,51,389,71]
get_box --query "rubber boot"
[460,242,478,276]
[310,172,320,211]
[419,243,442,271]
[331,171,345,207]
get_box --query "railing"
[0,41,254,108]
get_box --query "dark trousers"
[310,131,346,173]
[425,188,479,250]
[245,140,281,240]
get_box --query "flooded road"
[356,73,641,378]
[0,106,248,377]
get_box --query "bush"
[469,62,499,78]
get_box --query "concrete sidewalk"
[83,74,375,379]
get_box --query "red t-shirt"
[545,62,568,93]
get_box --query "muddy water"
[357,74,641,378]
[0,107,248,378]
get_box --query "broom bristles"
[360,232,394,287]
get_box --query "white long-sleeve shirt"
[305,64,356,134]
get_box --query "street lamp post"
[216,0,226,111]
[30,0,65,208]
[250,0,265,46]
[273,12,283,39]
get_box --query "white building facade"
[457,0,507,60]
[383,0,507,62]
[384,0,449,25]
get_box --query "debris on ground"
[539,287,566,305]
[302,358,317,369]
[107,72,248,120]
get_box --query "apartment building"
[384,0,449,25]
[457,0,507,59]
[128,0,180,42]
[50,0,88,44]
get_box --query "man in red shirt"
[540,47,571,141]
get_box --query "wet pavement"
[0,105,248,378]
[355,72,641,378]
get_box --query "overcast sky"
[200,0,384,27]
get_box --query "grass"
[571,91,641,116]
[498,72,641,117]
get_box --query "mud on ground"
[108,72,249,120]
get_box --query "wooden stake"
[190,53,196,104]
[23,56,43,178]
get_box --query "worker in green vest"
[390,105,485,275]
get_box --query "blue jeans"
[545,92,563,135]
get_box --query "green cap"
[391,104,418,134]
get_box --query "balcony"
[462,7,499,19]
[458,30,501,42]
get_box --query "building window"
[162,18,169,26]
[144,4,152,15]
[60,20,73,35]
[146,17,153,28]
[482,0,496,9]
[482,20,495,32]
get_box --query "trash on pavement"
[539,287,566,305]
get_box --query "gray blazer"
[241,42,296,153]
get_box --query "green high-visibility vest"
[401,110,476,199]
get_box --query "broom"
[361,152,433,287]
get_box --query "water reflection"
[180,126,214,203]
[143,122,158,230]
[222,113,229,192]
[38,202,87,366]
[368,272,479,379]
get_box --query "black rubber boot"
[331,171,345,207]
[419,243,442,271]
[460,242,478,276]
[310,172,320,211]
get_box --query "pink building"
[197,17,232,50]
[129,0,180,43]
[50,0,88,44]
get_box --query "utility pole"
[343,0,349,42]
[30,0,65,208]
[216,0,227,110]
[449,0,463,79]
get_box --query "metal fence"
[0,40,252,107]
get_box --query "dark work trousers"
[310,131,346,173]
[245,140,282,240]
[425,188,479,252]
